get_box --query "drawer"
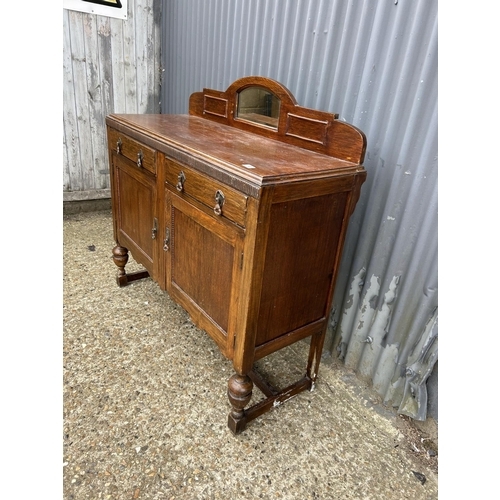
[108,128,156,175]
[165,158,248,227]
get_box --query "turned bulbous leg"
[112,244,129,286]
[227,373,253,434]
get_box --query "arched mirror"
[236,87,280,129]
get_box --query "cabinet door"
[164,189,244,358]
[112,153,158,278]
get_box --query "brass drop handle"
[116,137,122,154]
[176,171,186,192]
[214,190,225,216]
[163,227,170,251]
[151,217,158,239]
[137,150,144,168]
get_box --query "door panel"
[172,209,234,332]
[165,190,243,357]
[113,154,157,276]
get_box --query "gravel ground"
[63,209,438,500]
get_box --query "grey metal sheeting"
[162,0,438,421]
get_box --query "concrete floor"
[63,209,438,499]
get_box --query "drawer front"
[108,128,156,175]
[165,158,248,227]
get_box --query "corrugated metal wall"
[162,0,438,421]
[63,0,162,202]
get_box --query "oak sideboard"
[106,76,367,434]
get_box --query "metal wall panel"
[162,0,438,421]
[63,0,162,201]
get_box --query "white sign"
[63,0,128,20]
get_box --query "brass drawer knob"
[163,227,170,252]
[176,171,186,192]
[137,150,144,168]
[214,190,225,216]
[151,217,158,239]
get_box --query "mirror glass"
[236,87,280,129]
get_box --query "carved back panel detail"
[189,76,366,164]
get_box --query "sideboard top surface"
[106,113,364,193]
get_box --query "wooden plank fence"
[63,1,161,201]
